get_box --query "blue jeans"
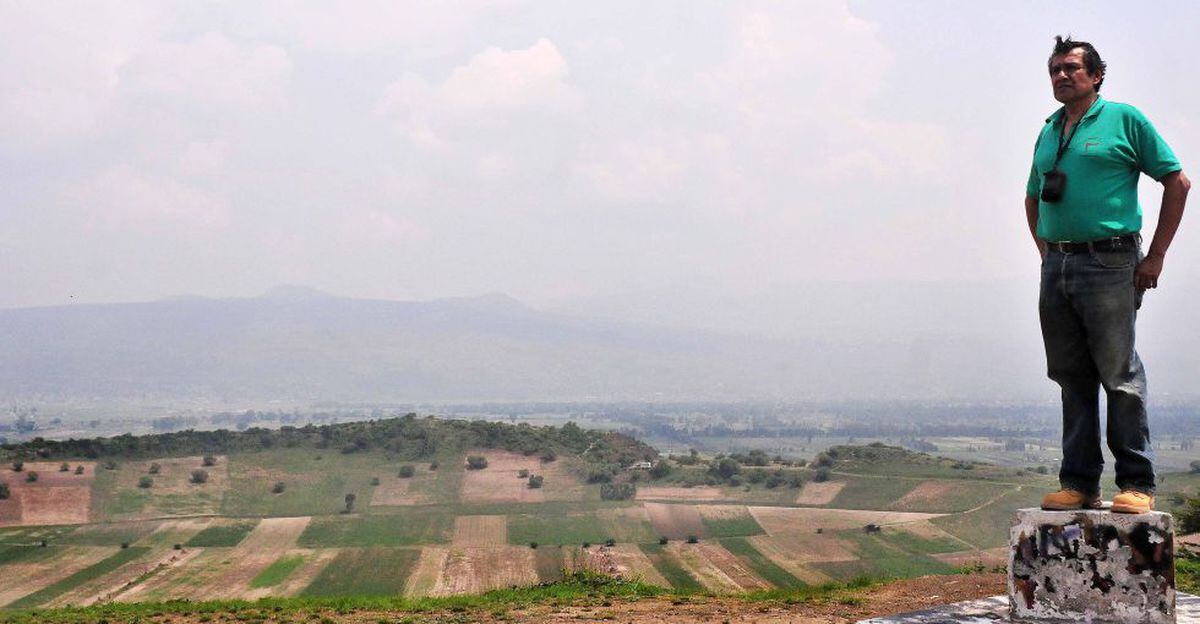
[1039,245,1155,496]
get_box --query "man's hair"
[1049,35,1106,92]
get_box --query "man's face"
[1049,48,1101,104]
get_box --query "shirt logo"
[1083,138,1103,154]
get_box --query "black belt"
[1045,234,1139,254]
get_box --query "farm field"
[0,425,1077,608]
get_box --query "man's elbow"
[1163,170,1191,195]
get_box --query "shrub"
[25,471,38,483]
[398,465,416,478]
[649,461,671,479]
[103,460,118,470]
[466,456,488,470]
[518,469,530,478]
[148,463,161,475]
[529,542,538,549]
[708,458,740,480]
[428,461,439,471]
[686,535,699,544]
[138,476,153,489]
[202,455,217,467]
[74,465,85,475]
[272,482,286,494]
[813,467,831,483]
[540,451,557,463]
[190,469,209,484]
[814,453,834,468]
[11,461,23,472]
[527,475,544,489]
[370,477,380,486]
[599,482,635,500]
[173,543,183,550]
[59,462,70,472]
[605,538,616,547]
[0,483,9,500]
[343,493,356,513]
[1178,495,1200,534]
[658,536,668,545]
[121,542,130,549]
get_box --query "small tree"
[518,469,529,478]
[1190,460,1200,474]
[59,462,70,472]
[658,536,668,545]
[272,481,286,494]
[344,493,357,513]
[528,475,544,489]
[190,469,209,484]
[11,461,23,472]
[202,455,217,467]
[529,542,538,549]
[813,467,832,483]
[540,450,557,463]
[466,456,488,470]
[25,471,38,483]
[686,535,699,544]
[138,476,153,489]
[148,463,161,475]
[428,461,439,471]
[370,476,381,486]
[74,465,85,475]
[649,461,671,479]
[398,465,416,478]
[0,483,9,500]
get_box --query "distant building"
[628,461,653,470]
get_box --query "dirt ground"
[670,541,771,593]
[794,481,846,505]
[452,515,507,547]
[644,502,708,540]
[0,461,95,527]
[888,481,958,509]
[459,452,548,504]
[748,506,941,535]
[635,486,724,501]
[430,546,538,596]
[0,545,115,607]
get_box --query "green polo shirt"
[1026,95,1181,242]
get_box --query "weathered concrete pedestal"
[857,507,1189,624]
[1009,508,1175,623]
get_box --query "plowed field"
[431,546,538,596]
[636,487,724,501]
[794,481,846,505]
[453,515,507,547]
[645,503,707,539]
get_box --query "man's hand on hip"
[1135,254,1164,289]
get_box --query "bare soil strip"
[794,481,846,505]
[644,503,708,539]
[635,487,724,501]
[606,543,670,587]
[887,481,958,509]
[452,515,507,547]
[748,506,940,536]
[430,546,538,596]
[404,547,449,597]
[667,542,744,593]
[0,546,115,607]
[269,548,340,598]
[16,486,92,526]
[697,542,771,590]
[458,451,559,504]
[371,476,433,506]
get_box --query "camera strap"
[1055,114,1083,167]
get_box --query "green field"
[0,526,77,545]
[719,538,804,588]
[220,449,389,517]
[250,554,306,588]
[826,476,925,509]
[638,543,703,592]
[7,547,150,608]
[508,506,656,546]
[298,511,452,547]
[0,545,60,565]
[930,486,1043,549]
[300,547,420,597]
[59,521,160,546]
[185,520,259,547]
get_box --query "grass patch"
[300,547,420,597]
[719,538,804,588]
[250,554,306,589]
[184,520,259,547]
[0,526,77,546]
[0,545,59,565]
[931,486,1043,549]
[638,543,703,592]
[507,505,655,546]
[298,511,452,547]
[701,512,765,538]
[811,528,955,582]
[827,476,925,510]
[1179,557,1200,594]
[220,449,387,517]
[57,521,160,546]
[7,547,149,608]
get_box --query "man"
[1026,36,1189,514]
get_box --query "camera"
[1041,169,1066,202]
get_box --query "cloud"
[71,165,229,231]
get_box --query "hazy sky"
[2,1,1197,310]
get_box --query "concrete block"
[1009,508,1175,623]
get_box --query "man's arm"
[1136,170,1191,289]
[1025,194,1045,258]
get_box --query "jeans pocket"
[1090,249,1136,269]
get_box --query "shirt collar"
[1047,94,1106,124]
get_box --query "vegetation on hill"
[0,414,658,474]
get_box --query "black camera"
[1041,169,1067,202]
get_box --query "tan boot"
[1041,488,1102,511]
[1111,490,1154,514]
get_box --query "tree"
[148,463,161,475]
[272,481,286,494]
[813,467,832,483]
[518,469,530,478]
[344,493,357,513]
[25,471,38,483]
[528,475,544,489]
[11,461,23,472]
[138,476,153,489]
[1190,460,1200,474]
[0,483,9,500]
[59,462,70,472]
[709,458,740,480]
[190,469,209,484]
[649,461,671,479]
[398,465,416,478]
[202,455,217,467]
[466,456,488,470]
[74,465,85,475]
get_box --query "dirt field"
[692,542,771,591]
[748,506,941,535]
[604,543,670,586]
[430,546,538,596]
[458,452,583,504]
[794,481,846,505]
[0,545,115,607]
[635,486,724,501]
[0,461,96,527]
[453,515,507,547]
[404,547,449,597]
[644,503,708,540]
[744,535,838,584]
[370,475,434,506]
[887,481,959,510]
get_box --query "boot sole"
[1041,500,1103,511]
[1110,503,1152,514]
